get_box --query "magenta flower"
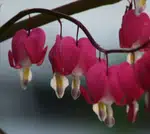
[117,62,144,123]
[71,37,97,100]
[8,28,48,89]
[49,35,80,98]
[80,60,126,127]
[134,51,150,111]
[80,60,144,127]
[119,9,150,50]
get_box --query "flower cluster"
[7,0,150,128]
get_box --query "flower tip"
[21,84,28,90]
[55,88,65,99]
[20,79,29,90]
[104,117,115,128]
[22,86,27,90]
[99,110,107,121]
[71,89,80,100]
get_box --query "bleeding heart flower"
[119,9,150,50]
[8,28,48,89]
[71,37,97,100]
[80,60,126,128]
[117,62,144,123]
[134,50,150,111]
[49,35,80,99]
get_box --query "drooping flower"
[49,35,80,98]
[117,62,144,123]
[125,45,145,121]
[80,58,144,126]
[134,50,150,111]
[71,37,97,100]
[80,60,126,127]
[8,28,48,89]
[119,9,150,50]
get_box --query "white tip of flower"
[145,92,149,108]
[71,89,80,100]
[50,73,69,99]
[126,105,129,113]
[92,102,107,122]
[133,100,139,114]
[19,67,32,90]
[104,116,115,128]
[104,104,115,128]
[93,103,102,121]
[71,75,81,100]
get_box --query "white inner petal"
[106,104,113,118]
[92,103,101,120]
[133,100,139,114]
[127,51,144,64]
[126,105,129,113]
[92,102,107,121]
[19,67,32,90]
[145,92,149,108]
[71,75,80,90]
[50,73,69,98]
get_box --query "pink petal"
[135,51,150,91]
[108,65,126,105]
[37,46,48,66]
[8,50,21,69]
[48,35,80,75]
[85,61,107,102]
[120,9,150,48]
[77,37,97,74]
[117,62,143,103]
[119,28,124,48]
[11,29,28,65]
[49,45,57,73]
[80,86,94,104]
[31,28,46,48]
[77,37,96,56]
[145,91,150,112]
[24,28,46,64]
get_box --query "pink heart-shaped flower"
[119,9,150,50]
[49,35,80,75]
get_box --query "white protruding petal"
[129,100,139,123]
[145,92,149,108]
[28,69,32,82]
[50,73,69,99]
[92,102,107,121]
[104,104,115,128]
[133,100,139,115]
[93,103,102,121]
[126,105,129,113]
[127,51,143,64]
[71,75,81,100]
[19,67,32,90]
